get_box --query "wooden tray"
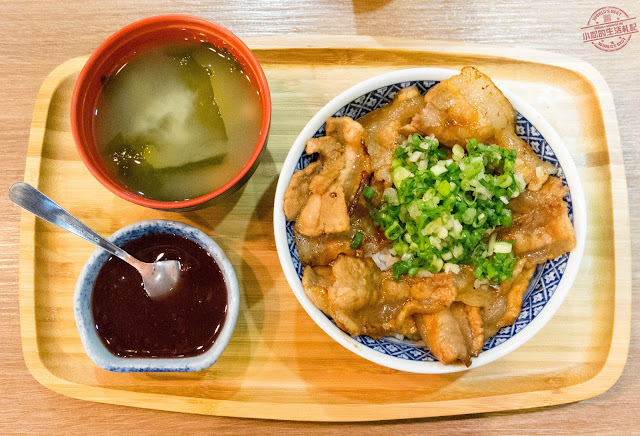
[19,36,631,421]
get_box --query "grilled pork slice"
[415,302,484,367]
[408,66,555,191]
[498,176,576,266]
[283,117,371,236]
[359,86,424,191]
[293,200,389,266]
[302,255,455,339]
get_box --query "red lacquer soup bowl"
[71,15,271,210]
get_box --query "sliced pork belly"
[283,161,320,221]
[498,176,576,266]
[409,66,555,191]
[450,302,484,359]
[415,301,484,367]
[359,86,424,190]
[293,200,389,266]
[302,255,455,339]
[415,309,468,365]
[283,117,371,236]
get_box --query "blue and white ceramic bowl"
[75,219,239,372]
[273,68,586,373]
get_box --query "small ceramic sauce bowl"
[71,15,271,210]
[74,219,239,372]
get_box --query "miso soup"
[94,42,263,201]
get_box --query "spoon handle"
[9,182,140,267]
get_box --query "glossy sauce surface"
[92,233,227,358]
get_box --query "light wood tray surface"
[19,36,631,421]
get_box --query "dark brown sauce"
[91,233,227,358]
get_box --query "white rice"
[369,246,399,271]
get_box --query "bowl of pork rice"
[273,67,586,373]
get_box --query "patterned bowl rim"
[273,68,587,373]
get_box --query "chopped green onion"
[493,241,513,254]
[431,163,447,176]
[384,222,403,240]
[371,135,522,284]
[391,166,413,187]
[461,207,477,225]
[351,231,364,249]
[392,261,411,280]
[452,144,465,161]
[363,186,376,200]
[437,180,451,196]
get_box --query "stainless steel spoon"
[9,182,180,299]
